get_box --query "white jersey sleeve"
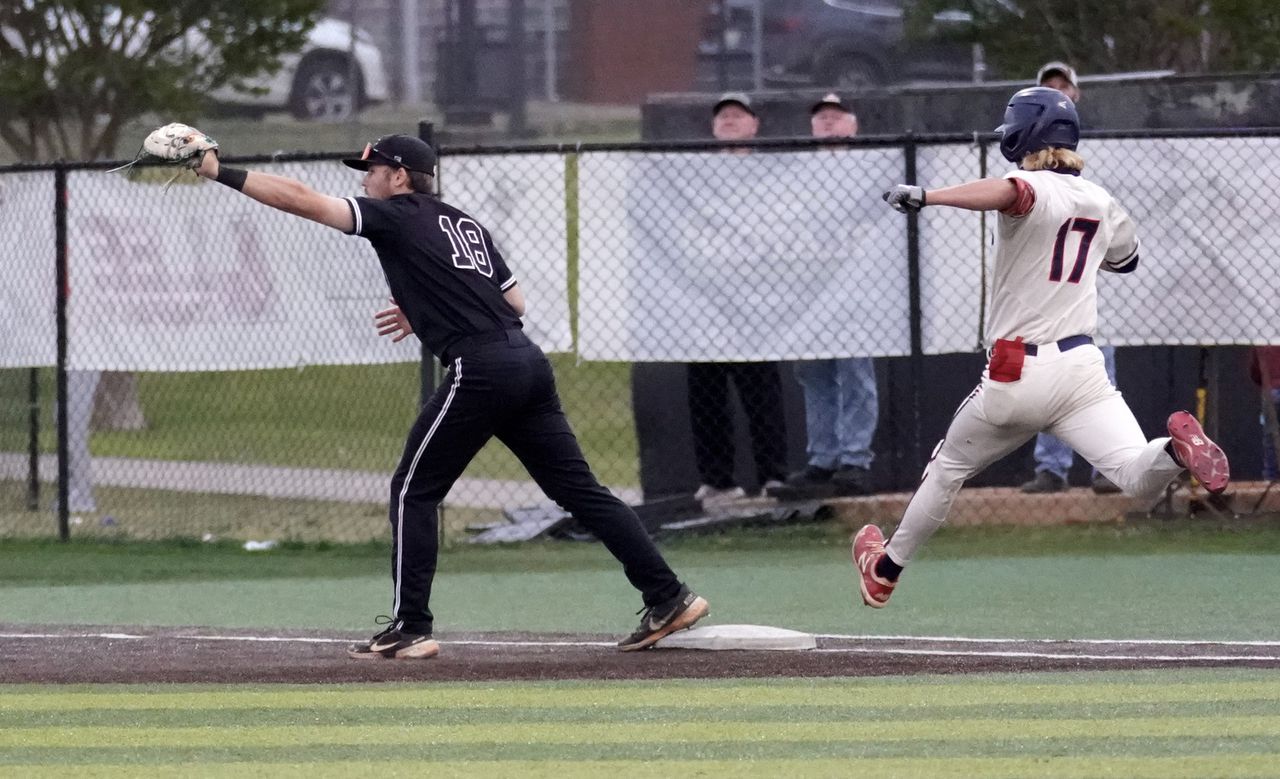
[1101,199,1141,273]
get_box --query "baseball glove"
[109,123,219,182]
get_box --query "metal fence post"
[417,121,439,411]
[904,134,924,469]
[543,0,557,102]
[417,120,447,541]
[26,367,39,511]
[976,138,989,349]
[507,0,528,137]
[54,165,69,542]
[716,0,730,90]
[751,0,764,91]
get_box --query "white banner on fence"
[0,172,58,369]
[578,138,1279,363]
[917,143,989,354]
[1086,137,1280,346]
[6,138,1277,371]
[578,149,912,362]
[933,138,1280,350]
[66,165,411,371]
[55,158,570,372]
[439,154,572,353]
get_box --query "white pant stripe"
[392,357,463,620]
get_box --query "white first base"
[653,624,816,651]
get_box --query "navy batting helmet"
[995,86,1080,163]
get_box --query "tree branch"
[0,124,35,159]
[0,0,327,162]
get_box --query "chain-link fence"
[2,130,1277,544]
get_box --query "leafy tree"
[1206,0,1280,70]
[0,0,326,162]
[908,0,1280,79]
[0,0,324,430]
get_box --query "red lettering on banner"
[79,215,276,326]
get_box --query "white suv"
[211,17,390,121]
[2,11,389,123]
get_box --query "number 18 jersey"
[986,168,1140,348]
[344,193,522,359]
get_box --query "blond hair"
[1020,148,1084,172]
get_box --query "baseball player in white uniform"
[853,87,1230,608]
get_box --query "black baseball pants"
[387,330,684,635]
[687,362,788,489]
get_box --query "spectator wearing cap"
[710,92,759,150]
[769,93,877,500]
[687,92,789,506]
[1037,61,1081,103]
[1018,61,1124,496]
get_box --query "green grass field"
[3,672,1278,777]
[0,481,394,543]
[3,523,1279,776]
[0,357,638,488]
[2,521,1279,637]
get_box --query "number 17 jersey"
[986,168,1141,348]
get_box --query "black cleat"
[348,619,439,660]
[617,586,710,652]
[831,465,873,496]
[767,465,836,500]
[1019,470,1067,494]
[1090,472,1122,494]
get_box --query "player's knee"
[924,459,974,491]
[547,484,622,516]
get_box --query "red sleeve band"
[1000,177,1036,217]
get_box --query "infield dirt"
[3,624,1277,684]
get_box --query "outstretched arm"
[926,178,1019,211]
[195,151,354,232]
[883,178,1019,213]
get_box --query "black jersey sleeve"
[343,197,401,239]
[484,230,518,291]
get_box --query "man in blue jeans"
[1020,344,1121,494]
[769,93,878,500]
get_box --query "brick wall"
[564,0,703,104]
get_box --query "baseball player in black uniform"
[189,133,708,658]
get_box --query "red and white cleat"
[851,524,897,608]
[1167,411,1230,495]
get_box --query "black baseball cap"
[342,134,437,174]
[712,92,756,117]
[810,92,851,115]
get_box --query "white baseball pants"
[886,343,1184,565]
